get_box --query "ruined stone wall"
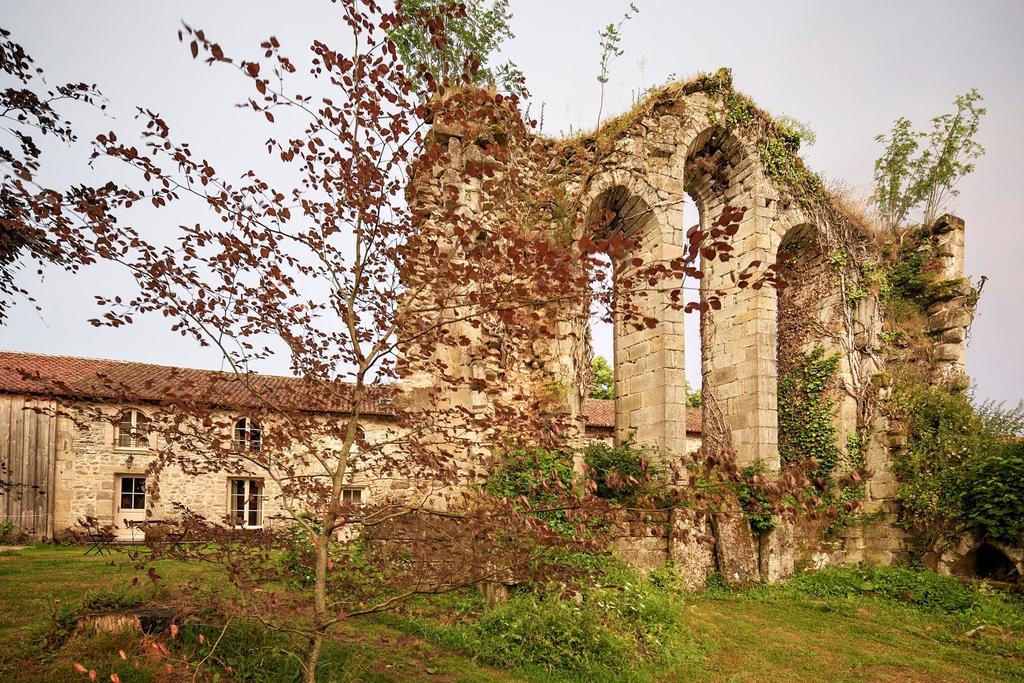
[399,74,979,583]
[925,215,974,385]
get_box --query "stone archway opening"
[682,126,779,468]
[973,543,1019,582]
[584,184,687,455]
[681,192,703,428]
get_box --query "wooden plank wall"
[0,395,57,539]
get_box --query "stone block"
[668,510,717,590]
[712,511,760,587]
[864,549,894,565]
[759,519,795,583]
[941,327,966,344]
[934,343,964,362]
[928,308,973,332]
[869,481,898,500]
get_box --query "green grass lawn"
[1,545,1022,682]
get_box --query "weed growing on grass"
[383,556,705,680]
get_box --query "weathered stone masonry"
[399,73,978,583]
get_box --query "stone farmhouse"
[0,351,702,542]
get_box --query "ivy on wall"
[778,346,842,482]
[736,461,776,535]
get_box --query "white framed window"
[341,488,363,506]
[229,478,264,528]
[233,417,262,452]
[116,410,151,449]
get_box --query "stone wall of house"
[27,396,624,539]
[49,399,403,536]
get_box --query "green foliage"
[774,115,816,150]
[42,586,150,652]
[893,382,981,546]
[827,249,847,271]
[758,136,824,198]
[829,249,870,308]
[893,381,1024,549]
[737,461,775,535]
[595,3,639,127]
[684,380,702,408]
[280,515,376,589]
[486,446,576,535]
[580,440,658,503]
[79,587,148,612]
[589,354,614,399]
[873,117,920,231]
[824,432,879,536]
[171,617,371,682]
[475,592,633,675]
[722,91,753,130]
[786,565,982,614]
[873,89,986,231]
[883,250,930,306]
[390,0,525,96]
[391,559,697,679]
[960,440,1024,542]
[778,347,842,481]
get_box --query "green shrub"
[581,440,658,503]
[486,446,576,535]
[960,440,1024,542]
[467,560,689,678]
[892,382,1024,550]
[786,565,979,614]
[475,593,632,675]
[883,250,930,306]
[385,559,696,680]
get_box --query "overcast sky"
[3,1,1023,404]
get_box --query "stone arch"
[935,532,1024,582]
[575,113,809,471]
[776,218,863,480]
[580,173,687,455]
[674,123,787,470]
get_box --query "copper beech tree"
[0,27,123,322]
[2,2,868,680]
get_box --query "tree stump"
[75,607,176,636]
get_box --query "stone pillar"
[611,199,688,457]
[700,199,780,470]
[925,215,973,385]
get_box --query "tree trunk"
[302,530,331,683]
[302,630,324,683]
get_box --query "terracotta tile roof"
[578,395,702,434]
[0,351,700,433]
[0,351,391,415]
